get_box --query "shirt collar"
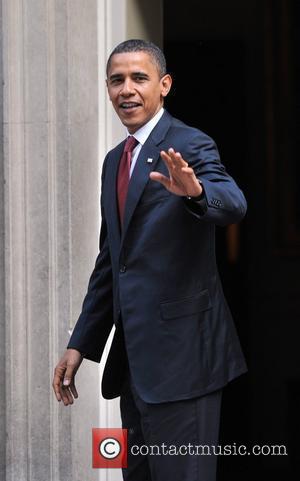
[126,108,164,146]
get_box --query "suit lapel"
[121,111,172,244]
[121,138,161,238]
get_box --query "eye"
[134,75,147,82]
[110,78,123,85]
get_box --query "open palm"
[150,148,202,197]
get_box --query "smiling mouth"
[119,102,142,110]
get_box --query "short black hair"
[106,39,167,78]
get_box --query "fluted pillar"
[2,1,101,480]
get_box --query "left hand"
[149,148,203,197]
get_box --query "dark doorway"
[163,0,299,479]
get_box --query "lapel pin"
[146,158,153,164]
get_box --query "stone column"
[0,2,5,478]
[1,1,101,480]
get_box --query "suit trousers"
[120,368,223,481]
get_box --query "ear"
[160,74,172,98]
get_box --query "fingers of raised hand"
[149,171,171,189]
[160,148,188,173]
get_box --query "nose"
[120,78,135,96]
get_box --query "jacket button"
[120,265,127,273]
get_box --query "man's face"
[106,51,172,133]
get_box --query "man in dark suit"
[53,39,247,481]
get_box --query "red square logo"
[92,428,128,468]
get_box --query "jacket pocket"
[160,289,212,320]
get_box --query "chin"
[121,118,140,131]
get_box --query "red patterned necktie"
[117,135,138,225]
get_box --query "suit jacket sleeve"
[182,130,247,226]
[67,156,114,362]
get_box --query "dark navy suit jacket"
[68,111,248,403]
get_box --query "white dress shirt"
[126,108,164,177]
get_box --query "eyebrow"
[108,71,150,81]
[132,72,149,77]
